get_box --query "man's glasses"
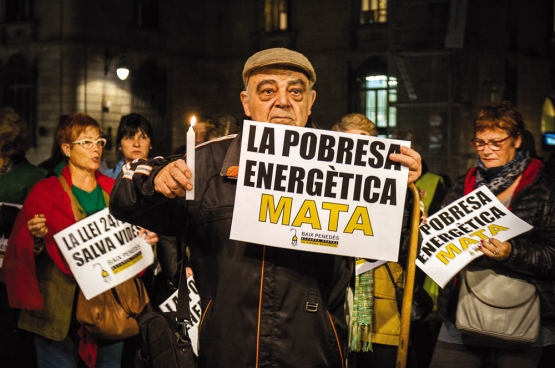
[72,138,107,149]
[470,136,511,151]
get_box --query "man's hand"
[153,159,193,198]
[389,146,422,184]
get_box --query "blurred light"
[116,55,129,80]
[116,66,130,80]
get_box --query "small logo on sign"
[94,263,112,283]
[291,228,298,247]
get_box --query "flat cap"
[242,48,316,87]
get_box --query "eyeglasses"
[72,138,107,149]
[470,136,511,151]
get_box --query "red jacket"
[4,166,114,309]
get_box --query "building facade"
[1,0,553,180]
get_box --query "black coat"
[437,159,555,324]
[110,134,352,368]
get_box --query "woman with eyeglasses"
[429,102,555,368]
[3,113,157,367]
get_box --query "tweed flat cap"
[242,48,316,86]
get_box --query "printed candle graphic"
[94,263,112,282]
[291,228,298,246]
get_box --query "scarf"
[475,150,530,195]
[349,269,374,352]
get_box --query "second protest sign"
[53,208,154,300]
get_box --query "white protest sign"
[53,208,154,299]
[230,120,409,261]
[416,186,533,287]
[0,202,22,268]
[159,277,202,356]
[355,258,386,275]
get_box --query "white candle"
[186,116,196,200]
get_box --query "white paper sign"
[230,120,409,261]
[0,202,23,268]
[53,208,154,299]
[159,277,202,356]
[355,258,386,275]
[416,186,533,287]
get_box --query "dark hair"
[114,113,153,159]
[0,106,32,159]
[116,114,153,145]
[56,113,102,147]
[474,101,525,139]
[205,114,240,141]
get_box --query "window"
[2,54,37,146]
[5,0,33,22]
[134,0,159,29]
[358,75,397,136]
[264,0,289,32]
[361,0,387,24]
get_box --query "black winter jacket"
[110,134,352,368]
[437,159,555,324]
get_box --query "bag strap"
[58,175,86,222]
[176,243,193,336]
[111,276,146,317]
[60,175,145,315]
[384,263,403,290]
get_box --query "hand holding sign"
[230,120,410,261]
[53,208,154,299]
[389,146,422,185]
[478,237,512,260]
[416,186,533,287]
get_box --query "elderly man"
[110,48,421,368]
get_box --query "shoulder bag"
[456,267,540,345]
[76,275,150,340]
[136,260,197,367]
[57,174,151,340]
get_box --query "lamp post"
[105,49,130,81]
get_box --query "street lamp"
[105,49,130,81]
[116,56,130,81]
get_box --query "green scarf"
[349,269,374,352]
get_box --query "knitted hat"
[242,48,316,87]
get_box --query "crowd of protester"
[1,47,554,368]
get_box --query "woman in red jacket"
[4,114,156,368]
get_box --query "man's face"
[240,68,316,127]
